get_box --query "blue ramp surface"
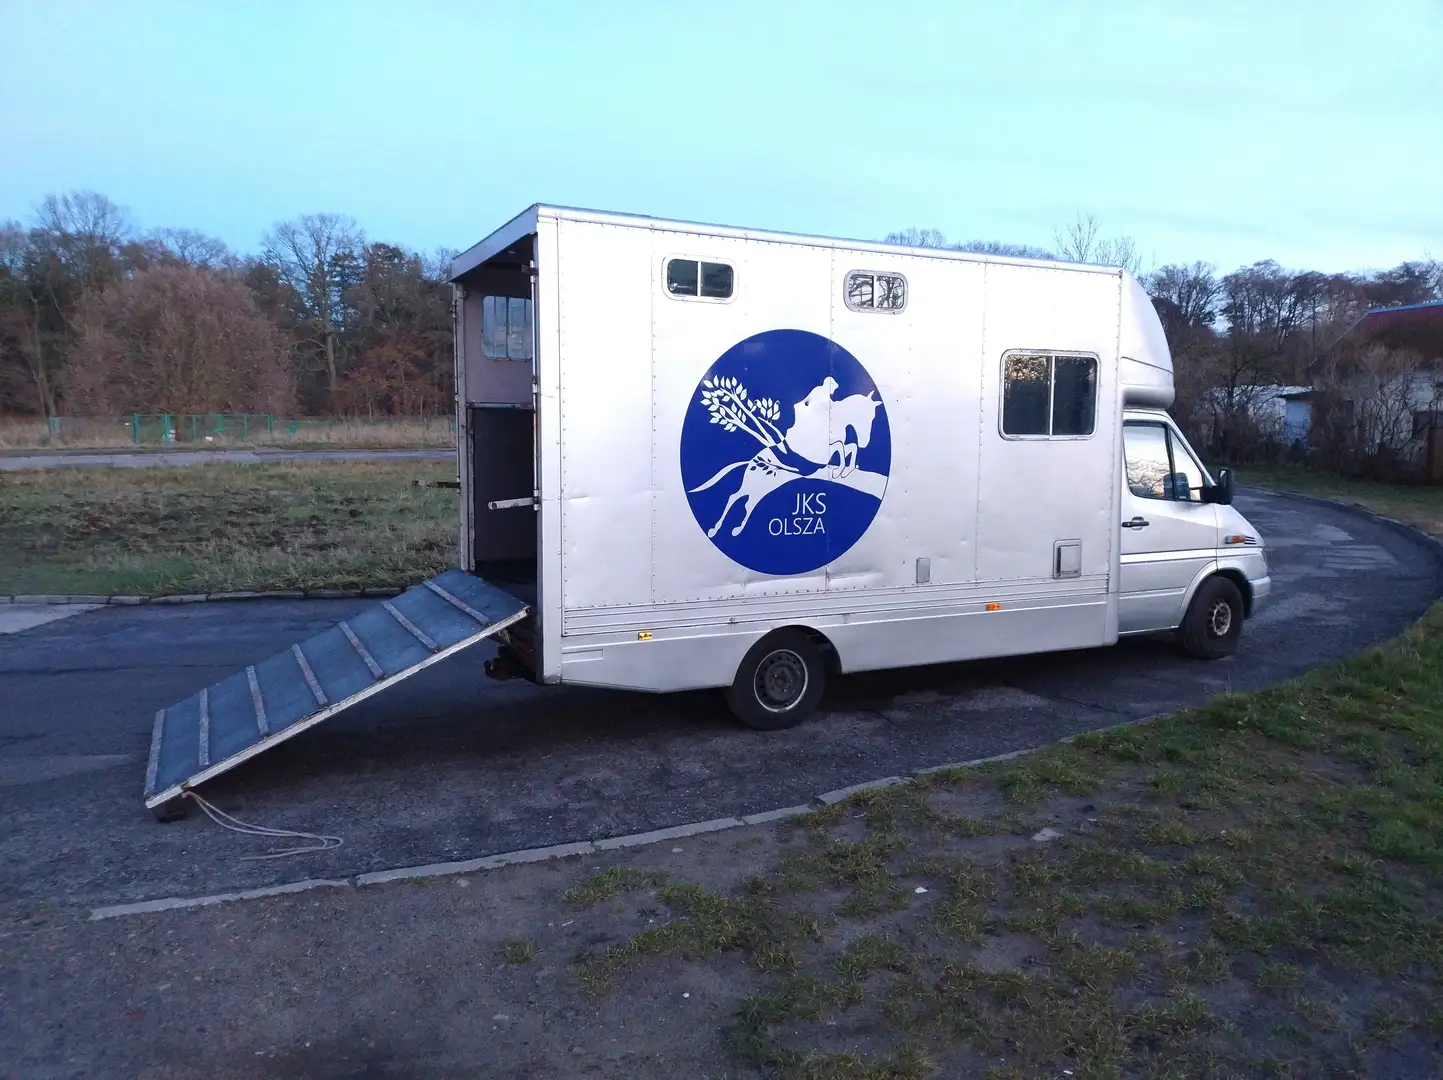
[144,570,528,810]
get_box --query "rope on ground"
[185,792,343,861]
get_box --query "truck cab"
[1116,407,1270,656]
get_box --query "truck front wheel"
[725,630,827,730]
[1179,576,1244,659]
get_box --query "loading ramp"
[144,569,528,815]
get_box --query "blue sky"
[1,0,1438,274]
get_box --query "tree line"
[0,191,455,419]
[2,193,1439,469]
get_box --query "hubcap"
[1208,598,1233,638]
[754,649,808,712]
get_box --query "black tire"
[725,629,827,731]
[1179,576,1244,659]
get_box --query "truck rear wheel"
[1179,576,1244,659]
[725,630,826,731]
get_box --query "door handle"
[1122,516,1150,529]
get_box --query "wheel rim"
[1208,597,1234,638]
[754,649,808,713]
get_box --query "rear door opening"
[453,231,541,676]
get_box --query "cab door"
[1118,420,1218,633]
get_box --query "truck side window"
[1002,352,1097,437]
[666,258,734,300]
[481,296,533,361]
[845,271,907,312]
[1052,355,1097,436]
[1124,422,1204,501]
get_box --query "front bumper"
[1249,574,1272,616]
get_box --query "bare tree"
[262,213,363,403]
[148,228,234,271]
[1053,212,1145,275]
[884,227,950,248]
[1148,262,1222,333]
[31,191,133,288]
[0,192,136,415]
[66,263,292,415]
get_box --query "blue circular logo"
[681,329,891,576]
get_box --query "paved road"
[1,490,1439,927]
[0,447,452,470]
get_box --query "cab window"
[1124,422,1205,502]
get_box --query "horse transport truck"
[143,205,1270,817]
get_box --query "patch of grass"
[1254,961,1306,993]
[501,938,537,964]
[1047,933,1138,988]
[832,934,909,981]
[561,867,668,909]
[0,461,456,594]
[933,900,984,943]
[580,882,821,995]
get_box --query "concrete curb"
[0,587,405,606]
[84,751,1050,921]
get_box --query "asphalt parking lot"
[1,490,1440,926]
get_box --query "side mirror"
[1169,473,1192,500]
[1202,467,1235,506]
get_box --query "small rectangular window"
[481,295,533,361]
[666,258,699,296]
[665,258,733,300]
[700,261,734,299]
[1052,355,1097,436]
[1001,352,1097,437]
[1002,354,1051,435]
[845,270,907,313]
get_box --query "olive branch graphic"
[699,376,786,450]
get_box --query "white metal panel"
[1119,273,1175,409]
[651,233,835,604]
[555,220,656,612]
[535,214,564,681]
[826,252,985,592]
[975,265,1121,627]
[554,586,1108,691]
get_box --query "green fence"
[129,413,277,444]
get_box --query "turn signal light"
[985,603,1001,612]
[1224,535,1257,545]
[637,631,653,641]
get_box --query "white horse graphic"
[689,376,885,539]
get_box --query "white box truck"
[143,204,1271,814]
[453,205,1270,728]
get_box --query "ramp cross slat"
[423,580,491,626]
[198,688,210,767]
[246,665,269,736]
[143,570,528,811]
[383,601,439,652]
[340,621,384,679]
[292,644,328,706]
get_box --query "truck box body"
[450,205,1237,695]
